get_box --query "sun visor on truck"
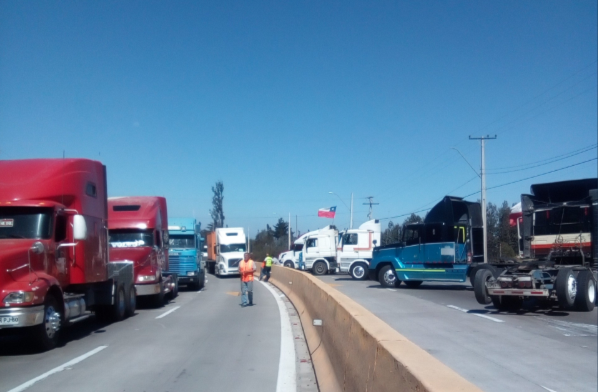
[426,196,482,227]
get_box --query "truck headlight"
[3,291,35,304]
[137,275,157,283]
[187,271,196,276]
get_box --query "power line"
[488,143,597,171]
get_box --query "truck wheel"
[350,262,368,280]
[170,275,179,299]
[474,269,493,305]
[284,261,294,268]
[152,282,165,308]
[469,264,497,288]
[379,265,401,288]
[555,268,576,309]
[34,296,62,351]
[125,285,136,317]
[113,285,126,321]
[574,270,596,311]
[404,280,423,288]
[312,261,328,276]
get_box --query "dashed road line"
[541,385,558,392]
[155,305,180,319]
[7,346,107,392]
[447,305,504,323]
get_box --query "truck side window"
[306,238,318,248]
[343,233,358,245]
[54,214,67,242]
[404,228,420,246]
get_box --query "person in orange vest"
[239,252,256,307]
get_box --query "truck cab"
[214,228,247,276]
[302,225,338,275]
[168,218,205,290]
[370,196,482,288]
[108,197,176,306]
[337,219,381,280]
[279,234,307,268]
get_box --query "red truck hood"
[109,247,153,268]
[0,239,47,283]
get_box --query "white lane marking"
[386,289,397,292]
[7,346,107,392]
[260,281,297,392]
[447,305,504,323]
[155,306,180,319]
[537,317,597,337]
[541,386,558,392]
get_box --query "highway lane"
[0,276,287,392]
[316,273,597,392]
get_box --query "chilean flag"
[318,206,336,219]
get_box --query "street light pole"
[469,135,497,264]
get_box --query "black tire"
[197,271,205,290]
[555,268,576,309]
[283,261,294,268]
[378,265,401,288]
[312,261,328,276]
[474,269,493,305]
[112,285,126,321]
[469,264,497,288]
[208,263,215,275]
[492,296,523,311]
[404,280,423,288]
[125,285,136,317]
[574,270,596,311]
[33,295,62,351]
[350,262,368,280]
[169,274,179,300]
[152,282,165,308]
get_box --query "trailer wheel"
[34,296,62,351]
[350,262,368,280]
[313,261,328,276]
[125,285,136,317]
[404,281,423,288]
[556,268,576,309]
[379,265,401,288]
[474,269,494,305]
[574,270,596,311]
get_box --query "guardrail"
[266,265,481,392]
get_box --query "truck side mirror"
[373,239,377,246]
[73,215,88,240]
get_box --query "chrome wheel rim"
[353,265,365,279]
[567,275,577,301]
[44,305,61,339]
[384,269,396,285]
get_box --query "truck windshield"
[0,207,53,239]
[220,243,246,253]
[109,229,154,248]
[169,234,195,249]
[292,243,303,252]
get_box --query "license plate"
[0,316,19,325]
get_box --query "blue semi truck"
[369,196,494,288]
[167,218,205,290]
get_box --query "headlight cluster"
[137,275,157,282]
[3,291,35,304]
[187,271,196,276]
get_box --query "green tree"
[403,213,423,225]
[209,181,225,229]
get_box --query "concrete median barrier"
[267,265,481,392]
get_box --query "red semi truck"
[108,196,177,306]
[0,159,135,350]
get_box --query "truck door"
[402,225,423,264]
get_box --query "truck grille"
[169,255,197,274]
[228,258,242,268]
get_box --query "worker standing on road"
[263,253,273,282]
[239,252,256,307]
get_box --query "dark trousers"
[263,266,271,282]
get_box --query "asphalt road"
[316,273,597,392]
[0,277,286,392]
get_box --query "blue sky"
[1,1,596,235]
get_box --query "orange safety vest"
[239,259,255,282]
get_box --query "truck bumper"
[0,305,44,329]
[177,273,201,284]
[135,283,161,296]
[488,288,549,297]
[219,268,239,276]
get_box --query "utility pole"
[363,196,379,220]
[350,193,354,229]
[469,135,497,264]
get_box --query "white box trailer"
[214,228,247,277]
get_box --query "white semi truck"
[298,220,381,278]
[279,233,308,268]
[213,227,247,277]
